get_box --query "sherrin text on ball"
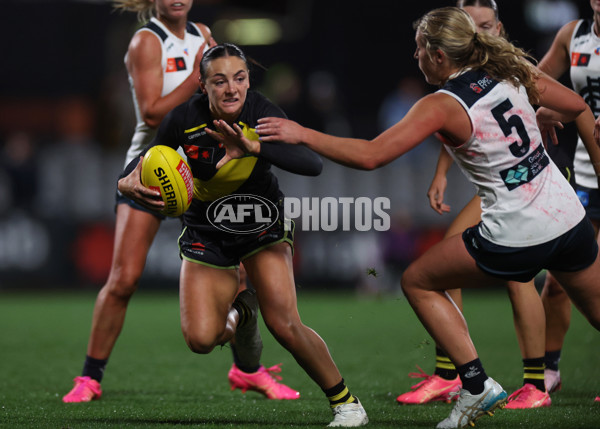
[141,145,193,217]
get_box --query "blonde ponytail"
[416,7,540,104]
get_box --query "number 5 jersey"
[438,69,585,247]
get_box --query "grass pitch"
[0,288,598,428]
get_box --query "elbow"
[360,156,384,171]
[308,157,323,176]
[573,96,588,118]
[576,100,587,117]
[141,109,162,129]
[143,115,161,129]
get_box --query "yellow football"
[141,145,194,217]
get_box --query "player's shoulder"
[557,19,586,42]
[128,24,163,57]
[191,22,212,35]
[440,70,499,108]
[190,22,212,41]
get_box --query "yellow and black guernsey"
[126,90,322,233]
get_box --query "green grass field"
[0,288,598,428]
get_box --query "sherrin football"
[141,145,194,217]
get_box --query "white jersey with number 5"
[439,69,585,247]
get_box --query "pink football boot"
[63,376,102,403]
[504,384,551,409]
[396,366,461,404]
[228,363,300,400]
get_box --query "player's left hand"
[206,120,260,169]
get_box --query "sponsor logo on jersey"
[571,52,591,66]
[166,57,187,72]
[595,47,600,56]
[207,194,279,234]
[499,144,549,191]
[470,75,493,94]
[184,145,214,163]
[470,83,482,93]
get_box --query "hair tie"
[473,32,478,43]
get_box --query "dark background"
[0,0,589,290]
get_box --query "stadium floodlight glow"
[213,18,282,46]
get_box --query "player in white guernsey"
[63,0,298,404]
[396,0,554,410]
[535,0,600,400]
[253,7,600,427]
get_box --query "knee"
[400,265,420,297]
[183,330,219,355]
[104,266,142,300]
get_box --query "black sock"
[544,350,561,371]
[456,358,487,395]
[323,379,358,408]
[433,347,458,380]
[231,345,260,373]
[523,357,546,391]
[82,355,108,383]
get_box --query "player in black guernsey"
[119,44,368,428]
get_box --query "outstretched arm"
[207,120,323,176]
[256,93,463,171]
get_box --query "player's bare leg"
[63,205,160,403]
[244,243,367,427]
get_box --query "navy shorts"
[179,220,294,269]
[115,189,166,220]
[575,185,600,221]
[463,217,598,282]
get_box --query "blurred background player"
[62,0,298,403]
[536,0,600,397]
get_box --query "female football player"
[251,7,600,428]
[397,0,600,410]
[117,43,368,428]
[535,0,600,398]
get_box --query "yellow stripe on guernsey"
[185,121,258,201]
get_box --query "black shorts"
[575,185,600,221]
[179,220,295,269]
[115,189,166,220]
[463,217,598,282]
